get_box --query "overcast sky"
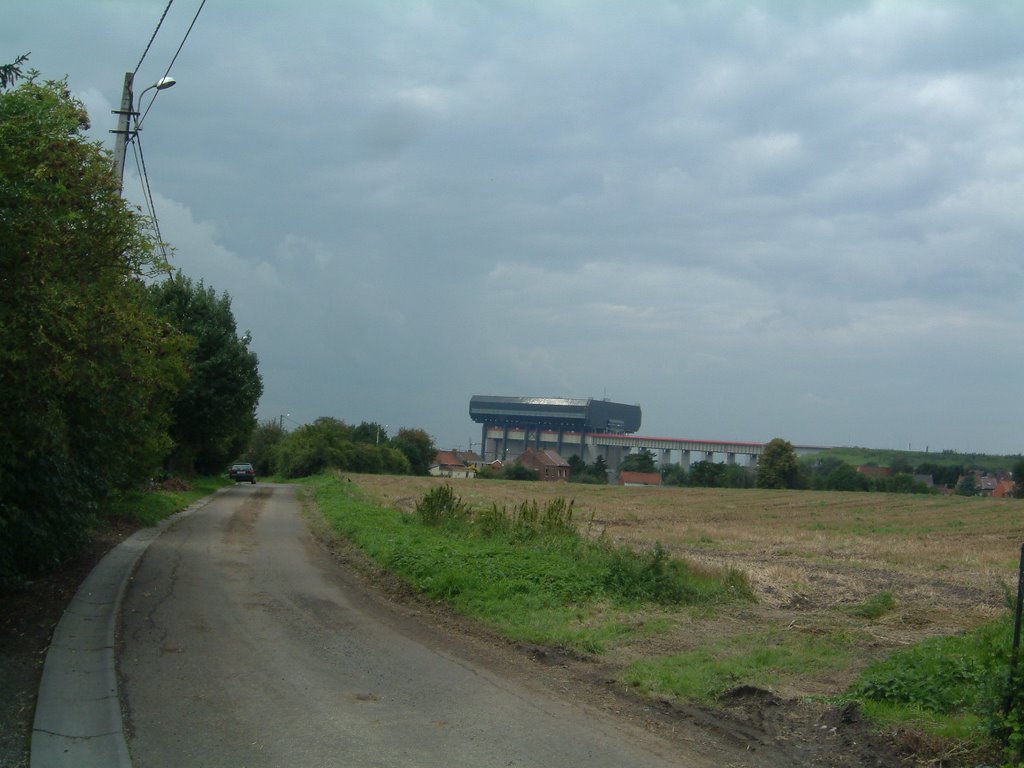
[6,1,1024,455]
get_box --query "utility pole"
[111,72,134,191]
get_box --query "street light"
[111,71,176,191]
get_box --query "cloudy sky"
[6,1,1024,455]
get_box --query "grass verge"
[107,475,230,527]
[309,474,751,654]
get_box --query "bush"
[603,542,753,605]
[415,484,471,526]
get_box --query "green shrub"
[415,484,471,526]
[603,542,753,606]
[847,613,1024,762]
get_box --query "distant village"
[430,448,1018,496]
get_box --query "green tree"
[619,449,656,474]
[394,428,436,476]
[352,421,388,445]
[1,53,29,89]
[825,462,870,492]
[0,76,187,579]
[661,463,688,486]
[722,464,755,488]
[955,474,978,497]
[756,438,801,489]
[148,274,262,475]
[248,419,287,476]
[506,464,539,481]
[568,454,587,478]
[1012,459,1024,499]
[690,461,725,487]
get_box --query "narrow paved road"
[118,483,699,767]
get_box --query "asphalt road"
[117,483,693,767]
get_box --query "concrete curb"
[30,490,225,768]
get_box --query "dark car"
[228,462,256,484]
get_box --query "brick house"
[517,448,570,482]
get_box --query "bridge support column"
[726,453,736,465]
[661,449,672,468]
[680,450,691,471]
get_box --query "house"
[618,471,662,487]
[452,450,484,470]
[429,450,475,479]
[993,480,1017,499]
[517,447,570,482]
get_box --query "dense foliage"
[0,76,188,580]
[0,72,263,582]
[261,417,427,478]
[756,438,802,489]
[147,274,262,474]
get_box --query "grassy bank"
[309,474,751,654]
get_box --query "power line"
[133,0,175,75]
[131,134,170,268]
[139,0,207,126]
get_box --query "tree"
[722,464,755,488]
[662,463,688,486]
[1,53,29,89]
[393,428,436,476]
[619,449,656,474]
[0,75,187,579]
[954,474,977,497]
[825,463,870,492]
[248,419,287,476]
[148,274,262,475]
[690,461,725,487]
[505,464,539,481]
[1012,459,1024,499]
[756,438,801,489]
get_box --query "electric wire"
[139,0,206,126]
[126,0,207,273]
[133,0,175,75]
[131,133,170,267]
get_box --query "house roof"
[432,450,466,468]
[518,447,569,467]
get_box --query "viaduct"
[469,395,829,470]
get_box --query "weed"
[415,484,471,526]
[846,613,1020,761]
